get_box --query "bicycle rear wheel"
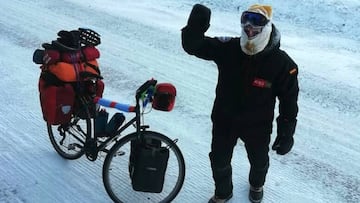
[103,131,185,203]
[47,113,91,160]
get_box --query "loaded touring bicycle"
[34,28,185,203]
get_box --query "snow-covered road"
[0,0,359,202]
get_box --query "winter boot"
[249,185,263,203]
[208,193,233,203]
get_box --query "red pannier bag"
[38,78,75,125]
[152,83,176,111]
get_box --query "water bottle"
[95,109,108,135]
[105,113,125,135]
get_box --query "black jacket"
[181,25,299,134]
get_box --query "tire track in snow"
[288,152,360,203]
[300,71,360,115]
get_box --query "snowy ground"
[0,0,359,202]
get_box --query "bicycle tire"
[102,131,185,203]
[47,110,91,160]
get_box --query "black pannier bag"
[129,137,169,193]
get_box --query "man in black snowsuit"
[181,4,299,203]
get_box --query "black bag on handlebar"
[129,138,169,193]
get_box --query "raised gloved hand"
[185,4,211,33]
[272,117,297,155]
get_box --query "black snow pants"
[209,117,270,198]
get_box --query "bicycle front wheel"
[103,131,185,203]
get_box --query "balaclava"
[240,4,273,55]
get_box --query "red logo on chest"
[252,78,271,88]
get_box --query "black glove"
[272,117,297,155]
[184,4,211,33]
[53,30,81,51]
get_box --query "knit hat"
[247,4,272,20]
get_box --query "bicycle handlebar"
[94,97,135,112]
[136,79,157,99]
[94,79,158,112]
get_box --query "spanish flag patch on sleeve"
[289,67,297,75]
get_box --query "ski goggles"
[241,11,269,26]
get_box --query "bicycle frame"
[84,79,158,159]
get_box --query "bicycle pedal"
[85,151,98,161]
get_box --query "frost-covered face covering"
[240,4,273,55]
